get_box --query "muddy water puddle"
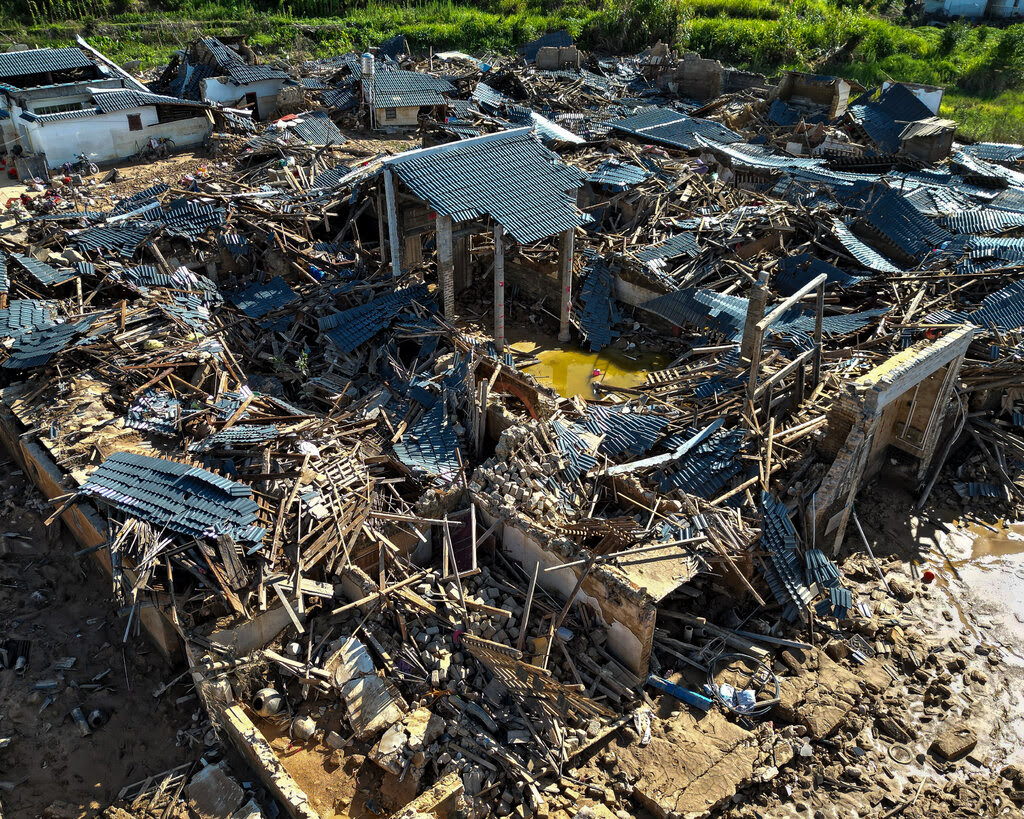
[513,338,671,399]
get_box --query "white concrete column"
[494,224,505,353]
[383,168,402,278]
[557,228,575,343]
[437,214,455,320]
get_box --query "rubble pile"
[3,27,1024,819]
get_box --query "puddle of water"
[962,520,1024,559]
[515,340,671,400]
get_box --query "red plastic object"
[922,570,936,584]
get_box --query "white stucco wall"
[201,76,286,120]
[22,107,212,167]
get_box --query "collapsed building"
[3,30,1024,819]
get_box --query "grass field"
[1,0,1022,142]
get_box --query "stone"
[186,762,245,818]
[930,724,977,761]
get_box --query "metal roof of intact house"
[384,128,588,244]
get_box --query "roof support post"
[493,223,505,353]
[557,228,574,343]
[383,168,402,278]
[740,271,769,361]
[437,213,455,320]
[812,280,824,387]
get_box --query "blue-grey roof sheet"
[10,252,77,287]
[0,47,94,80]
[365,70,454,108]
[586,159,651,191]
[828,217,902,273]
[80,451,265,545]
[385,128,588,244]
[609,107,743,151]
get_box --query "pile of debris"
[2,26,1024,819]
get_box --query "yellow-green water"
[513,341,671,399]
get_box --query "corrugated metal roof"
[10,252,77,287]
[2,315,96,369]
[586,159,651,190]
[161,199,225,239]
[940,207,1024,234]
[364,70,454,108]
[859,188,950,259]
[776,254,863,295]
[289,110,345,146]
[573,250,620,351]
[963,142,1024,164]
[393,400,461,480]
[580,404,668,458]
[641,287,749,336]
[385,128,588,244]
[110,183,170,216]
[0,47,94,80]
[321,284,429,353]
[634,232,700,264]
[828,216,902,273]
[471,81,508,113]
[73,222,156,257]
[760,491,814,621]
[80,451,265,546]
[0,252,7,295]
[847,103,902,154]
[657,425,746,498]
[971,279,1024,331]
[609,107,743,151]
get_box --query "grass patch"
[1,0,1023,141]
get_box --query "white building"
[0,41,214,169]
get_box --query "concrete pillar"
[383,168,401,278]
[740,271,770,361]
[437,214,455,320]
[494,224,505,353]
[557,228,575,343]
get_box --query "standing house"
[0,42,214,168]
[362,69,455,129]
[379,128,589,347]
[155,37,290,121]
[923,0,1023,17]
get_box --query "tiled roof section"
[657,425,747,499]
[161,199,226,239]
[126,389,181,437]
[859,189,949,258]
[229,276,298,318]
[870,83,934,123]
[552,418,598,478]
[701,139,824,170]
[322,85,360,111]
[0,252,7,295]
[385,129,588,244]
[580,404,668,459]
[93,89,209,113]
[109,183,170,217]
[21,107,99,123]
[0,47,94,80]
[189,423,282,452]
[608,107,744,151]
[168,62,219,100]
[759,491,814,621]
[321,284,429,353]
[635,232,700,265]
[520,30,573,62]
[963,142,1024,164]
[804,549,841,589]
[218,232,249,257]
[80,451,265,546]
[970,279,1024,331]
[508,106,586,146]
[642,288,749,336]
[10,252,78,287]
[586,159,651,191]
[201,37,288,86]
[847,103,902,154]
[573,251,621,351]
[300,77,328,89]
[471,81,508,113]
[940,207,1024,234]
[775,253,864,295]
[0,299,57,338]
[73,221,157,257]
[2,315,96,369]
[393,401,461,479]
[828,216,902,273]
[290,110,345,146]
[365,70,454,108]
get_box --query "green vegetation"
[1,0,1023,141]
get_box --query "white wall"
[881,81,944,115]
[201,76,286,120]
[24,107,212,167]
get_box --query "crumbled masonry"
[2,30,1024,819]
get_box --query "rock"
[1001,764,1024,787]
[43,803,79,819]
[886,575,915,601]
[186,762,245,818]
[930,725,977,761]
